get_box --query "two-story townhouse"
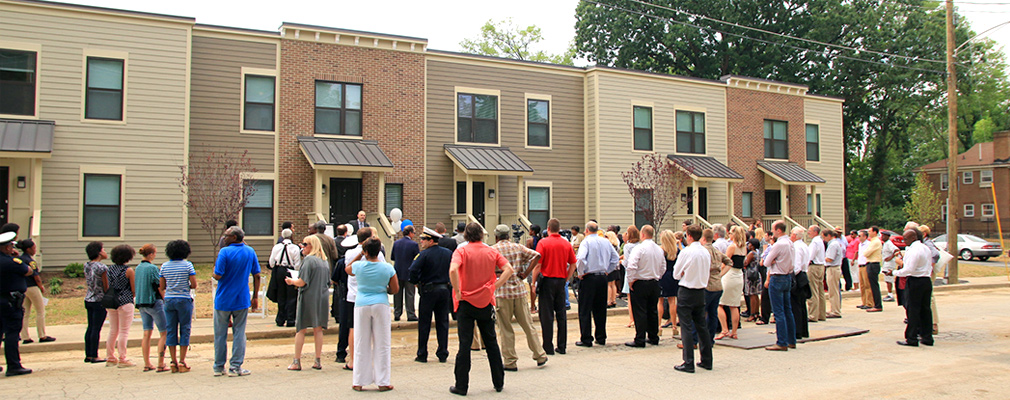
[0,0,192,266]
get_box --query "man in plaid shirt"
[491,224,548,371]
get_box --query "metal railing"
[814,215,835,230]
[730,215,748,228]
[695,214,713,228]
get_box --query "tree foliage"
[460,18,576,65]
[180,149,257,253]
[904,173,943,229]
[621,153,693,229]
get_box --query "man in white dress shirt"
[712,224,729,254]
[891,229,934,347]
[624,225,665,348]
[790,227,811,340]
[672,225,712,373]
[806,226,826,322]
[822,230,844,318]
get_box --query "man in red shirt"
[449,223,514,396]
[534,218,577,355]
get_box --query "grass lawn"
[38,264,270,326]
[955,262,1010,278]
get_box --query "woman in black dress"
[657,230,680,336]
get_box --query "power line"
[625,0,952,66]
[580,0,949,75]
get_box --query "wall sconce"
[321,184,327,195]
[16,176,26,189]
[488,189,495,199]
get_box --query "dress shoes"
[555,347,566,355]
[921,341,934,347]
[695,362,712,371]
[439,356,448,363]
[595,340,606,346]
[449,386,467,396]
[765,344,788,351]
[495,386,503,393]
[5,367,32,377]
[673,363,695,373]
[575,341,593,348]
[537,357,548,367]
[285,321,295,327]
[335,356,346,364]
[503,366,518,372]
[414,356,427,363]
[544,349,555,355]
[866,308,882,313]
[826,315,842,319]
[676,343,697,350]
[787,344,796,349]
[648,339,660,345]
[407,317,418,322]
[624,341,645,348]
[896,340,919,347]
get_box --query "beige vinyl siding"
[0,5,190,266]
[585,72,599,220]
[425,58,585,227]
[804,97,845,228]
[189,34,278,263]
[593,72,729,232]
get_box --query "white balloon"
[393,220,402,233]
[390,208,403,222]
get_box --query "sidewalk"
[21,275,1008,355]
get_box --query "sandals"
[730,333,738,340]
[288,359,302,371]
[755,320,767,325]
[312,358,322,370]
[352,386,363,392]
[714,332,729,340]
[156,365,171,373]
[143,366,156,372]
[661,322,673,328]
[343,364,353,371]
[378,386,394,392]
[177,362,191,373]
[170,362,180,373]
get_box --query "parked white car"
[933,234,1003,261]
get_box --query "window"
[981,170,993,187]
[83,174,121,237]
[527,186,550,229]
[242,180,273,236]
[816,193,822,216]
[633,106,652,151]
[962,171,973,185]
[964,203,975,218]
[634,188,653,228]
[807,194,813,214]
[0,49,37,116]
[940,173,948,190]
[806,124,820,161]
[384,183,403,216]
[676,111,705,154]
[244,75,275,131]
[457,93,497,144]
[527,99,549,147]
[764,120,788,159]
[85,57,124,120]
[942,204,948,222]
[741,192,753,218]
[315,81,362,136]
[982,203,995,217]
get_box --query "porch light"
[16,176,25,189]
[321,183,327,195]
[488,189,495,199]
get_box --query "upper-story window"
[85,57,124,120]
[243,75,275,131]
[676,111,705,154]
[806,124,820,161]
[764,120,788,159]
[315,81,362,136]
[0,49,37,116]
[633,106,652,151]
[940,173,948,190]
[527,99,549,147]
[981,170,993,187]
[962,171,973,185]
[457,93,497,144]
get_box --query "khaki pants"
[21,286,47,340]
[807,264,826,321]
[825,266,842,317]
[495,296,546,368]
[859,266,872,307]
[930,271,940,332]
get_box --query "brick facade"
[926,168,1010,236]
[725,87,807,222]
[278,39,425,240]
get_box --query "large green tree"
[460,18,577,65]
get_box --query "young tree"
[460,18,576,65]
[903,173,943,229]
[180,149,257,253]
[622,153,693,229]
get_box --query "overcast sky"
[59,0,1010,70]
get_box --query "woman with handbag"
[134,244,168,372]
[284,235,329,371]
[83,242,108,364]
[104,244,136,367]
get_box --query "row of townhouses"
[0,0,845,265]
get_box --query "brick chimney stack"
[995,130,1010,162]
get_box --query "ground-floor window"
[82,173,121,237]
[243,179,273,236]
[527,186,550,229]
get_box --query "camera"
[511,224,525,243]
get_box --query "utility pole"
[945,0,959,284]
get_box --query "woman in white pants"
[346,238,398,392]
[18,239,55,344]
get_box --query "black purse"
[101,286,120,309]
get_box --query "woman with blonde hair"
[605,231,621,307]
[657,230,679,336]
[285,234,331,371]
[621,226,641,327]
[716,226,746,339]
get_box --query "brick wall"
[278,40,425,240]
[725,87,807,221]
[926,169,1010,236]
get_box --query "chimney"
[995,130,1010,163]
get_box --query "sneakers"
[214,370,226,377]
[883,295,894,302]
[228,368,251,377]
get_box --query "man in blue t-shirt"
[212,226,261,377]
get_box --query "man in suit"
[392,225,420,322]
[349,210,369,234]
[435,222,458,252]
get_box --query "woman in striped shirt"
[159,240,197,373]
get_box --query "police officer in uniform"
[0,231,32,376]
[408,227,453,363]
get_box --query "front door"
[686,187,708,220]
[765,190,782,215]
[456,181,486,226]
[0,167,8,225]
[329,178,362,227]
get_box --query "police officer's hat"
[0,231,16,246]
[419,226,442,240]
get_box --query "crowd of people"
[0,212,943,390]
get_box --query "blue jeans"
[214,308,248,372]
[768,275,795,346]
[139,299,167,332]
[165,298,193,346]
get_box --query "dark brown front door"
[329,178,362,226]
[456,181,486,226]
[0,167,8,225]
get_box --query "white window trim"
[631,101,655,154]
[313,80,364,140]
[805,123,821,163]
[525,180,553,222]
[962,171,973,185]
[239,172,277,240]
[239,67,279,135]
[78,165,126,241]
[763,119,790,161]
[964,203,975,218]
[672,106,708,156]
[0,40,42,120]
[941,204,948,222]
[81,48,129,124]
[980,170,993,187]
[524,93,552,150]
[940,173,948,191]
[982,203,995,217]
[741,192,753,218]
[453,86,501,147]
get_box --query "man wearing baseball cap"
[0,231,32,376]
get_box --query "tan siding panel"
[804,98,845,228]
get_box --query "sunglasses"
[299,242,309,247]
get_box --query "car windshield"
[934,234,947,243]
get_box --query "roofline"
[427,49,587,72]
[720,74,808,90]
[2,0,194,23]
[280,22,427,43]
[805,93,846,102]
[194,23,279,37]
[590,65,726,87]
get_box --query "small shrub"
[48,277,63,295]
[64,263,84,278]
